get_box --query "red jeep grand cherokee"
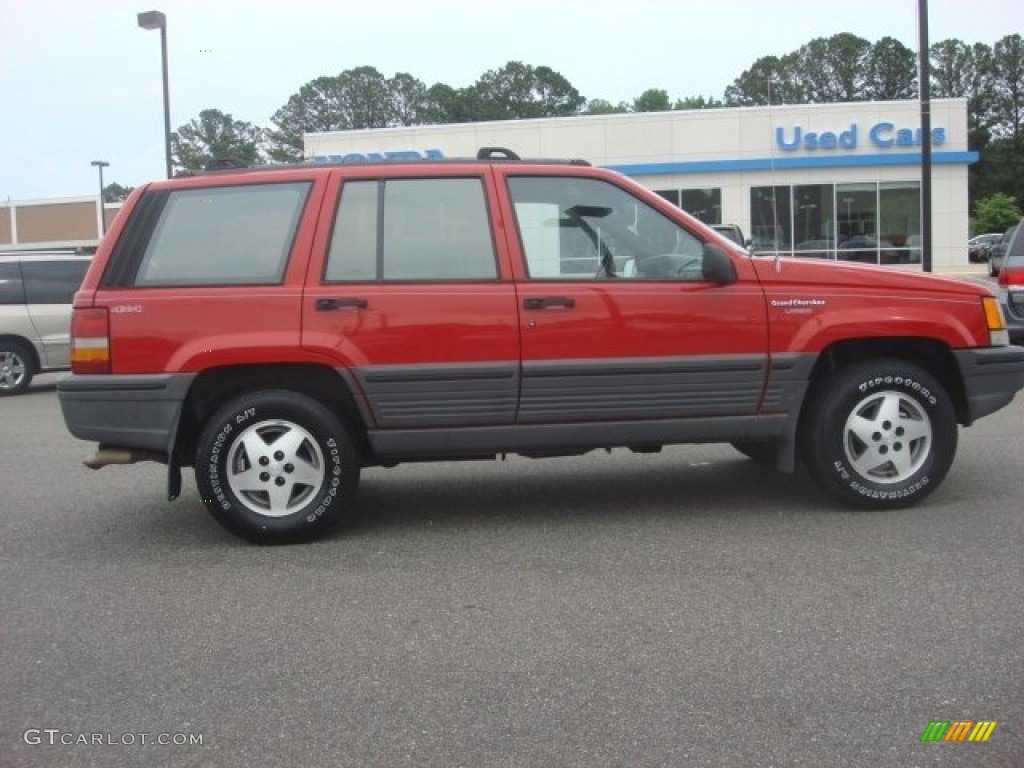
[58,149,1024,543]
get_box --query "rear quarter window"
[135,182,310,286]
[1007,223,1024,263]
[0,262,25,304]
[21,259,90,304]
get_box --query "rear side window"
[1007,223,1024,263]
[21,260,90,304]
[324,177,497,282]
[135,182,310,286]
[0,263,25,304]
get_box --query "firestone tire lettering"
[194,390,360,544]
[801,359,957,510]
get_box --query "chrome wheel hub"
[0,351,27,390]
[843,390,932,484]
[226,419,326,517]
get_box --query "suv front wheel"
[800,360,957,509]
[195,390,360,543]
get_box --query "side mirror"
[702,243,738,285]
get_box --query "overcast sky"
[1,0,1021,201]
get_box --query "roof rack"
[184,147,591,176]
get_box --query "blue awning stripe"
[604,151,979,175]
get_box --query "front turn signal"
[981,296,1008,346]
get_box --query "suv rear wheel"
[800,360,957,509]
[195,390,360,543]
[0,341,33,397]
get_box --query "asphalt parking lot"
[2,373,1022,767]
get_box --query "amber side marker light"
[70,308,111,374]
[981,296,1009,346]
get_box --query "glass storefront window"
[678,189,721,224]
[836,183,879,265]
[793,184,835,259]
[653,188,721,224]
[750,186,791,254]
[654,189,680,206]
[880,182,921,264]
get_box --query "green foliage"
[266,67,410,162]
[674,95,724,110]
[584,98,628,115]
[171,109,264,172]
[464,61,585,121]
[863,37,916,100]
[102,182,134,203]
[991,34,1024,143]
[974,193,1022,233]
[631,88,672,112]
[796,33,871,102]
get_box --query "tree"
[266,66,397,162]
[171,109,264,172]
[930,40,995,132]
[419,83,475,124]
[674,95,724,110]
[466,61,584,120]
[973,193,1022,234]
[631,88,672,112]
[584,98,629,115]
[102,182,134,203]
[388,72,428,127]
[724,54,803,105]
[794,33,871,102]
[863,37,917,100]
[991,34,1024,143]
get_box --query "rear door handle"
[315,297,368,311]
[523,296,575,310]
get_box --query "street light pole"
[918,0,933,272]
[137,10,172,179]
[90,160,110,236]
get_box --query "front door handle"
[523,296,575,310]
[315,297,368,311]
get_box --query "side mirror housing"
[702,243,738,285]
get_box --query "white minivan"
[0,250,93,396]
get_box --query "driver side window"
[507,176,705,280]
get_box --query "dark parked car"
[995,221,1024,344]
[990,225,1018,277]
[969,233,1001,263]
[710,224,747,248]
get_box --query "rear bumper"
[57,373,195,454]
[954,346,1024,424]
[996,288,1024,344]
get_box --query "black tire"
[0,340,34,397]
[195,390,360,544]
[731,440,778,464]
[799,360,957,510]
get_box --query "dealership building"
[306,97,976,269]
[2,98,975,269]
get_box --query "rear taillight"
[998,266,1024,288]
[70,307,110,374]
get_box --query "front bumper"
[58,373,196,454]
[953,346,1024,424]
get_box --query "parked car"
[57,149,1024,543]
[0,249,92,396]
[995,220,1024,344]
[969,232,1002,263]
[710,224,747,248]
[990,225,1018,277]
